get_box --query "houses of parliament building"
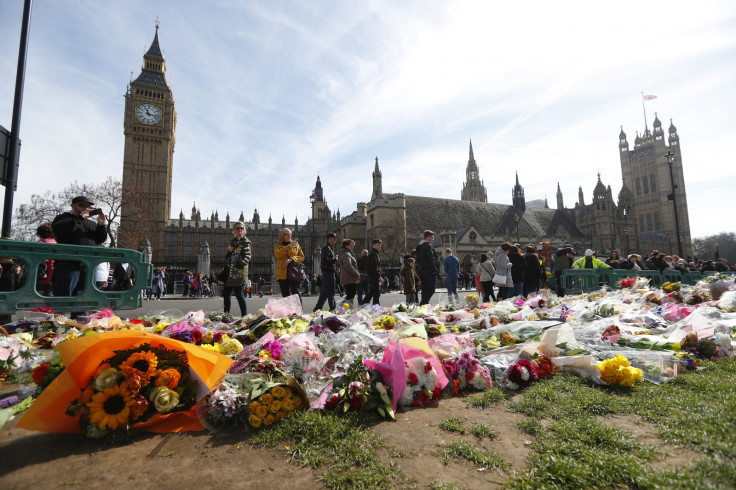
[119,27,693,284]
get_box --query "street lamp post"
[514,213,520,243]
[664,150,684,258]
[624,227,629,257]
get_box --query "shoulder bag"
[287,260,307,282]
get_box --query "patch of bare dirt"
[373,396,531,489]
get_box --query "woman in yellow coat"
[274,227,305,299]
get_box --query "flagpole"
[641,92,648,133]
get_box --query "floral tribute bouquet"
[399,357,444,407]
[597,354,643,387]
[504,359,539,390]
[374,315,396,330]
[617,277,637,289]
[320,357,395,419]
[246,381,305,428]
[196,382,251,431]
[32,354,65,390]
[442,352,492,394]
[662,281,681,293]
[65,344,200,438]
[18,331,232,436]
[531,354,557,379]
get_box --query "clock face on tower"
[135,103,162,125]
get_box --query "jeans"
[512,281,524,297]
[418,271,436,305]
[314,270,336,311]
[446,278,459,300]
[52,261,82,297]
[222,284,247,316]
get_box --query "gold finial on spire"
[155,17,160,30]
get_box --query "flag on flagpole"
[643,94,657,100]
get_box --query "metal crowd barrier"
[0,240,152,314]
[560,268,729,294]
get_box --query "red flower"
[452,379,460,395]
[349,395,365,411]
[325,393,341,411]
[130,319,144,324]
[32,363,50,386]
[408,373,419,384]
[465,370,475,383]
[191,330,203,344]
[424,361,432,374]
[432,386,441,400]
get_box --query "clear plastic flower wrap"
[428,333,476,361]
[322,324,390,369]
[196,381,250,432]
[717,290,736,312]
[594,349,678,384]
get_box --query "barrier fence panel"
[0,241,152,314]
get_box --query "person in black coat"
[508,244,526,297]
[362,239,383,306]
[522,245,543,297]
[51,195,108,297]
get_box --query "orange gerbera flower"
[87,383,134,430]
[120,351,158,379]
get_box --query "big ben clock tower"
[119,23,176,258]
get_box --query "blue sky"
[1,0,735,239]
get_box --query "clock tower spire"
[119,23,177,258]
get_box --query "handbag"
[474,273,483,292]
[287,261,307,282]
[492,273,507,286]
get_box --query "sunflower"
[87,383,134,430]
[120,351,158,379]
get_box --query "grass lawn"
[246,357,736,489]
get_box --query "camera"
[88,208,103,216]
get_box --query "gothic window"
[184,246,192,256]
[650,175,657,192]
[646,214,653,231]
[639,215,645,230]
[654,213,662,230]
[469,231,477,241]
[370,214,375,227]
[635,178,641,196]
[643,177,649,194]
[168,234,176,241]
[167,245,175,256]
[185,234,192,241]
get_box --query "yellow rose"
[282,387,293,399]
[282,399,295,412]
[270,400,282,413]
[260,393,274,405]
[94,367,122,391]
[275,411,285,421]
[263,414,276,426]
[271,386,285,399]
[249,415,262,428]
[149,386,179,413]
[292,396,303,409]
[255,405,269,418]
[249,401,261,413]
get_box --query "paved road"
[113,288,479,319]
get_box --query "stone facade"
[618,116,693,257]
